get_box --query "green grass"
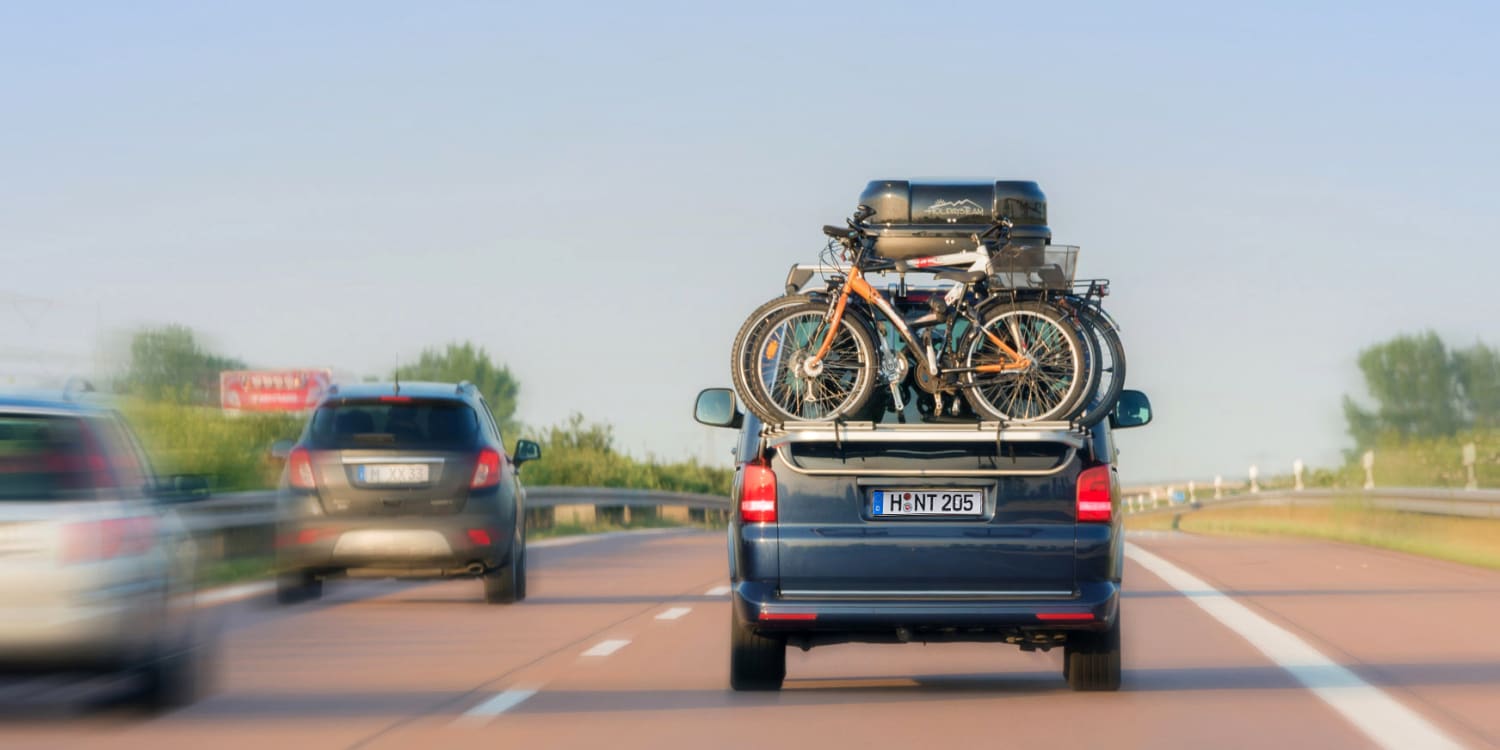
[1126,500,1500,569]
[528,514,726,540]
[198,555,276,586]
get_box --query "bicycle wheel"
[744,301,877,423]
[1073,308,1127,427]
[961,301,1086,422]
[730,294,815,420]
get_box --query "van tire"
[1064,613,1122,691]
[729,612,785,691]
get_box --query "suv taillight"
[471,448,502,489]
[739,464,777,523]
[1077,464,1113,523]
[288,446,316,489]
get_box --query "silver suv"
[0,390,212,710]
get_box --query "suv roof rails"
[456,380,475,395]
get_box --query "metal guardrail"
[1127,487,1500,520]
[173,486,731,562]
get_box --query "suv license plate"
[359,464,429,485]
[872,489,984,517]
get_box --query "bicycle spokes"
[966,307,1082,421]
[759,311,870,421]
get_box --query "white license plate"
[358,464,429,485]
[872,489,984,517]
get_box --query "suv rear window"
[304,399,480,450]
[0,414,109,501]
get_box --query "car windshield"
[304,399,480,450]
[0,413,106,501]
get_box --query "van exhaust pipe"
[466,562,486,576]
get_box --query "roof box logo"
[921,198,986,219]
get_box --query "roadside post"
[1293,459,1305,491]
[1362,450,1375,490]
[1188,480,1196,503]
[1213,474,1223,500]
[1464,442,1477,490]
[1248,464,1260,493]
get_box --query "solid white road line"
[655,607,692,620]
[581,639,631,657]
[531,528,683,549]
[705,585,731,596]
[454,688,539,727]
[196,581,274,607]
[1125,543,1463,750]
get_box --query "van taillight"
[288,447,316,489]
[739,464,777,523]
[1076,464,1113,523]
[471,448,502,489]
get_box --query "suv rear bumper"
[733,580,1119,636]
[276,517,516,577]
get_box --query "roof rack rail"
[456,380,475,395]
[760,419,1088,449]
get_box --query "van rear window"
[304,400,479,450]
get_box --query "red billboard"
[219,369,332,414]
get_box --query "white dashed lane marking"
[655,607,692,620]
[581,639,631,657]
[455,687,539,727]
[705,585,730,596]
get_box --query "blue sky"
[3,1,1498,482]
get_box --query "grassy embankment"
[1127,498,1500,570]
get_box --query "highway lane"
[1,529,1497,749]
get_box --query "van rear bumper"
[733,580,1119,636]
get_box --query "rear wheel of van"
[1064,613,1121,691]
[729,612,786,691]
[275,570,322,604]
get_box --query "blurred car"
[272,382,541,604]
[0,389,212,709]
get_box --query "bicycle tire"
[730,294,815,420]
[961,300,1087,423]
[742,300,878,424]
[1073,308,1127,428]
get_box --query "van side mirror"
[1110,390,1153,429]
[694,388,742,429]
[513,439,542,466]
[269,439,294,460]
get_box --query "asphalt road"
[2,528,1498,749]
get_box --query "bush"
[122,400,303,491]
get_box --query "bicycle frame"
[808,263,1031,378]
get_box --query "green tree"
[394,342,520,433]
[1344,331,1462,446]
[118,325,245,404]
[519,413,730,494]
[1453,341,1500,429]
